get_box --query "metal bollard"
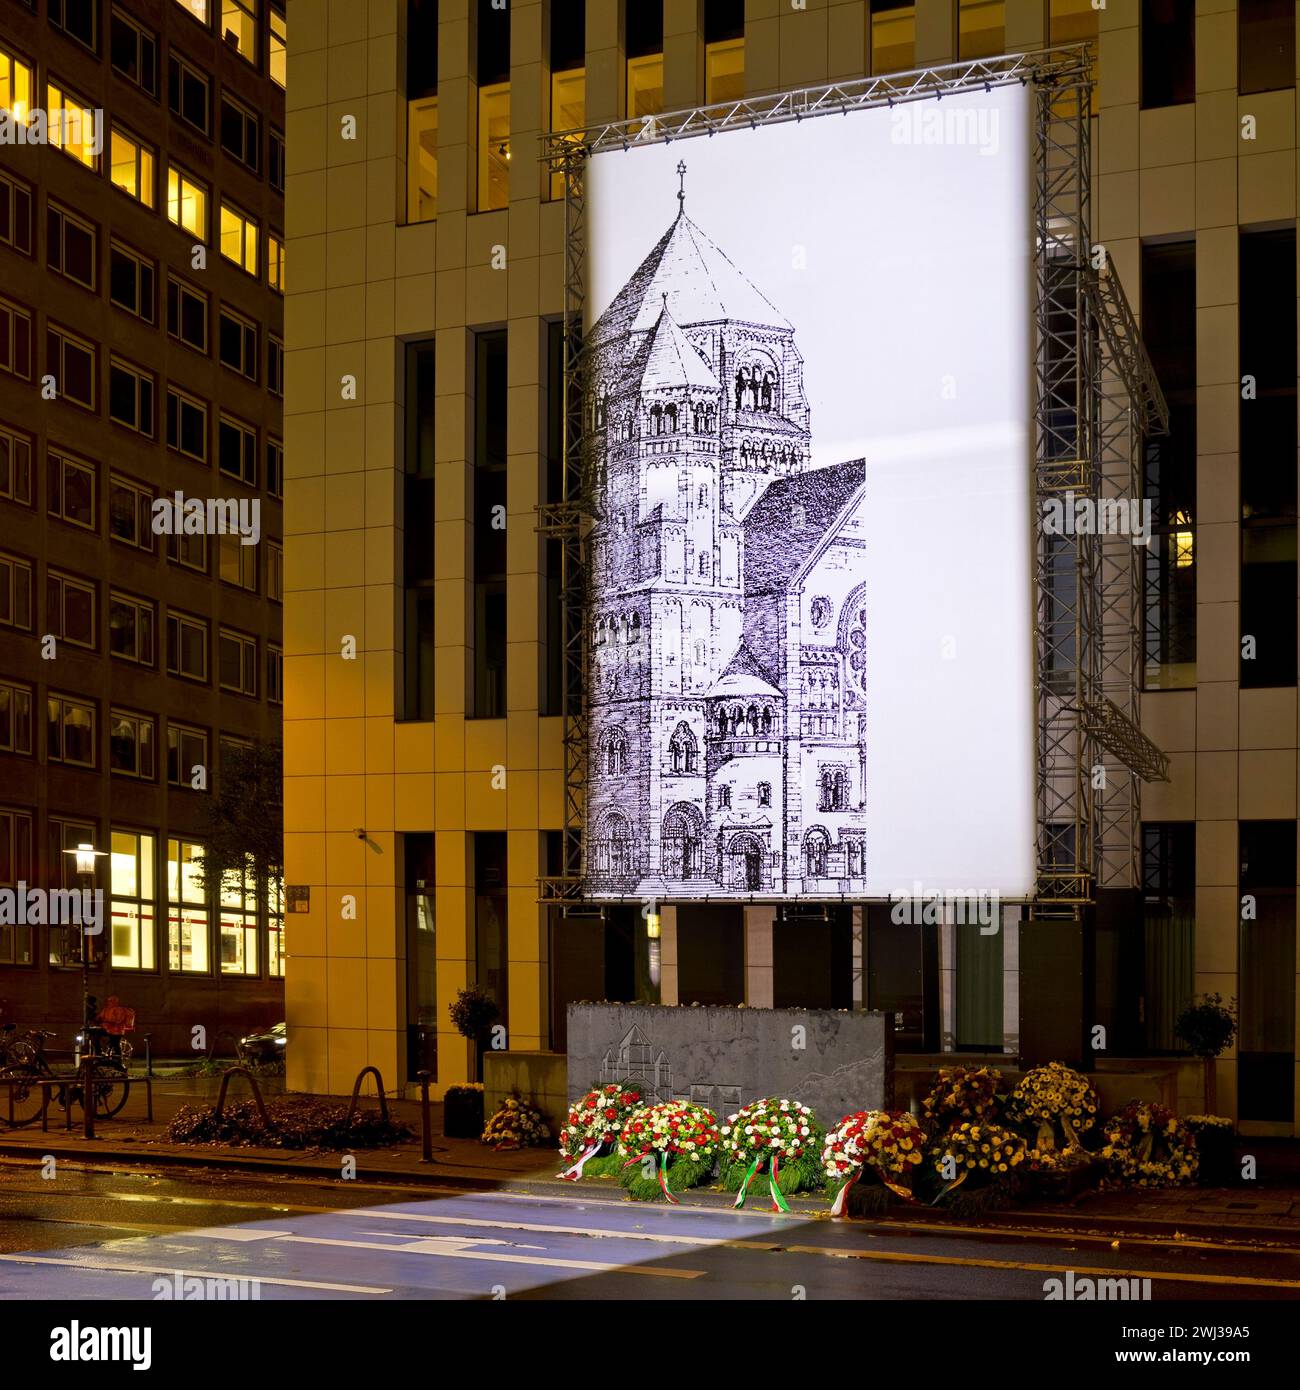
[417,1070,433,1163]
[143,1033,153,1078]
[81,1056,95,1140]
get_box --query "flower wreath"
[1006,1061,1099,1163]
[481,1093,552,1150]
[921,1066,1004,1128]
[720,1098,822,1212]
[929,1120,1027,1199]
[556,1083,647,1180]
[1100,1102,1199,1188]
[616,1101,720,1202]
[823,1110,925,1215]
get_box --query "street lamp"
[62,841,106,1056]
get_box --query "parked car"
[237,1021,286,1065]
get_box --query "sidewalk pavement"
[2,1076,1299,1244]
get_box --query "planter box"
[443,1087,485,1139]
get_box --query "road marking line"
[359,1208,781,1250]
[188,1228,705,1277]
[0,1253,390,1295]
[785,1245,1300,1289]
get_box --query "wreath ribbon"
[769,1154,790,1213]
[658,1148,679,1205]
[558,1138,604,1181]
[733,1155,763,1209]
[829,1167,860,1216]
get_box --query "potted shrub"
[1174,993,1237,1115]
[449,985,500,1082]
[1185,1115,1237,1186]
[442,1083,485,1139]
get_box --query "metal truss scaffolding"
[538,47,1168,914]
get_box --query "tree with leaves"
[195,740,284,906]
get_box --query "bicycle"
[0,1027,130,1128]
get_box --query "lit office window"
[220,202,258,274]
[173,0,210,25]
[478,83,510,211]
[267,233,285,291]
[958,0,1004,59]
[549,70,584,200]
[1049,0,1099,112]
[267,879,285,977]
[408,98,439,222]
[167,164,208,239]
[871,2,915,74]
[167,838,209,973]
[110,830,156,970]
[220,867,258,975]
[0,45,34,122]
[1141,239,1196,689]
[110,127,155,207]
[627,1,663,117]
[46,81,100,167]
[221,0,257,63]
[704,0,743,102]
[269,3,286,86]
[407,0,438,221]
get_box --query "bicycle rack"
[344,1065,390,1126]
[213,1066,275,1129]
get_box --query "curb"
[3,1138,1298,1246]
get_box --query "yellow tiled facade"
[286,0,1300,1130]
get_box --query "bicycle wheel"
[89,1060,129,1118]
[0,1065,49,1127]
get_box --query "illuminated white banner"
[582,85,1035,900]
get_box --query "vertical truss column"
[1034,71,1099,917]
[537,146,591,905]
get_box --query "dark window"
[166,389,208,461]
[704,0,744,43]
[473,330,507,718]
[47,452,96,529]
[267,337,284,396]
[109,243,156,322]
[1240,227,1297,688]
[473,832,509,1035]
[47,205,96,290]
[268,127,285,193]
[626,0,663,57]
[551,0,584,71]
[109,360,155,435]
[1141,0,1194,108]
[1141,240,1196,688]
[1239,822,1296,1122]
[50,0,97,50]
[0,172,35,255]
[476,0,510,85]
[108,474,154,550]
[218,308,257,378]
[408,0,439,97]
[543,319,565,715]
[166,276,208,351]
[404,340,437,720]
[219,417,257,484]
[1240,0,1295,93]
[1140,824,1195,1053]
[168,53,210,133]
[220,95,259,169]
[46,326,93,407]
[111,9,158,93]
[266,439,283,497]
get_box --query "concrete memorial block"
[566,1003,894,1125]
